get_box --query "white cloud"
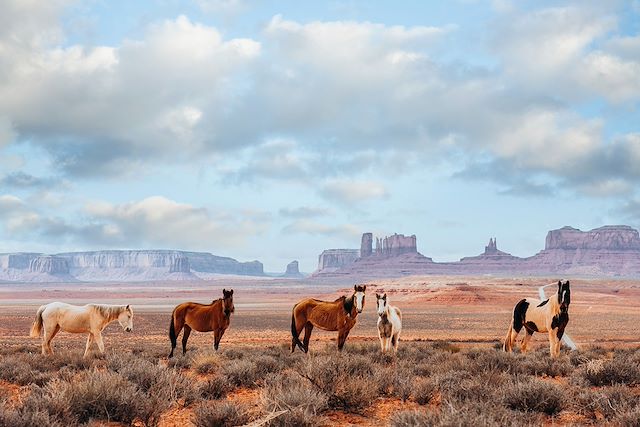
[281,219,361,238]
[320,179,388,204]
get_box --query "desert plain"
[1,276,639,426]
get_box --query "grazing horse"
[30,302,133,357]
[169,289,235,358]
[376,293,402,353]
[291,285,366,353]
[504,280,571,358]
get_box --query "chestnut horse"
[291,285,366,353]
[168,289,235,358]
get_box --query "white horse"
[376,293,402,353]
[503,280,570,358]
[30,302,133,357]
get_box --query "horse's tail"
[30,305,45,338]
[290,308,305,353]
[169,310,177,348]
[503,320,514,352]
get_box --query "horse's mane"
[90,304,125,319]
[343,294,354,314]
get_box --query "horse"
[29,302,133,357]
[503,280,571,358]
[376,293,402,353]
[290,285,366,353]
[168,288,235,358]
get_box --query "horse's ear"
[558,280,562,288]
[354,285,357,291]
[363,285,366,292]
[383,293,386,299]
[230,289,234,295]
[126,304,130,310]
[565,280,570,287]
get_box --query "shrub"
[573,385,638,421]
[193,353,221,375]
[389,409,432,426]
[199,376,231,400]
[262,371,328,426]
[579,356,640,386]
[221,359,260,388]
[503,378,563,415]
[412,377,437,405]
[193,401,250,427]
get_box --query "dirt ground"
[1,275,639,352]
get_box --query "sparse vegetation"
[1,342,639,426]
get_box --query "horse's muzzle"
[125,327,132,332]
[357,309,363,313]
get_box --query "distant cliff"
[0,250,264,282]
[316,249,360,274]
[314,226,640,279]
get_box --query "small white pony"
[376,293,402,353]
[30,302,133,357]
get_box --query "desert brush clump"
[2,340,639,425]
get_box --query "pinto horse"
[291,285,366,353]
[168,289,235,358]
[376,293,402,353]
[504,280,571,358]
[30,302,133,357]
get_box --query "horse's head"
[222,289,235,317]
[557,280,570,312]
[118,305,133,332]
[376,293,388,316]
[353,285,366,313]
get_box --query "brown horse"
[291,285,366,353]
[168,289,235,358]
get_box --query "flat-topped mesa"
[381,233,418,257]
[545,225,640,250]
[169,256,190,273]
[284,260,304,278]
[29,256,70,274]
[316,249,359,272]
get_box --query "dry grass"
[0,341,639,426]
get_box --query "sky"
[1,0,639,273]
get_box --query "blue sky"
[1,0,639,272]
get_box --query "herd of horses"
[29,280,572,358]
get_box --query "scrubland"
[1,341,639,426]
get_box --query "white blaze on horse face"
[355,291,365,313]
[377,297,386,316]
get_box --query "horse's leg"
[392,332,399,353]
[291,316,305,353]
[95,332,105,354]
[378,335,385,353]
[302,322,313,353]
[181,325,191,355]
[44,324,60,355]
[337,326,352,351]
[548,331,559,358]
[521,331,533,353]
[84,333,94,358]
[213,328,222,351]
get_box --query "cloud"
[0,196,270,250]
[320,179,388,204]
[0,172,62,190]
[281,219,360,238]
[279,206,331,218]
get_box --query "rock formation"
[314,226,640,279]
[316,249,360,274]
[29,256,70,274]
[0,250,264,282]
[360,233,373,257]
[283,260,304,278]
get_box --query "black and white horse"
[503,280,570,358]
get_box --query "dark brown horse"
[291,285,366,353]
[168,289,235,357]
